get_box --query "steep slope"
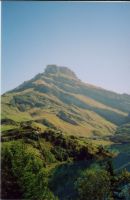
[2,65,130,137]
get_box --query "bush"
[51,146,69,161]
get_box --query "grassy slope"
[2,66,130,137]
[1,90,117,137]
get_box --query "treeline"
[42,129,112,161]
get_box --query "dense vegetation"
[1,141,57,200]
[1,125,130,200]
[75,165,130,200]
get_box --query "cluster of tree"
[2,127,130,200]
[1,135,130,200]
[75,162,130,200]
[43,129,112,162]
[1,141,58,200]
[43,129,95,162]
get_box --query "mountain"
[2,65,130,137]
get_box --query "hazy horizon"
[2,2,130,94]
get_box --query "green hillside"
[2,65,130,137]
[1,65,130,200]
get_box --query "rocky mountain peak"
[44,65,78,79]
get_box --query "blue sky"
[2,2,130,94]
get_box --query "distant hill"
[2,65,130,137]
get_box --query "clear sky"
[2,2,130,94]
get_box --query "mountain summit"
[2,65,130,137]
[44,65,78,80]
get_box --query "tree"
[1,144,23,199]
[1,141,58,200]
[75,167,112,200]
[105,160,114,177]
